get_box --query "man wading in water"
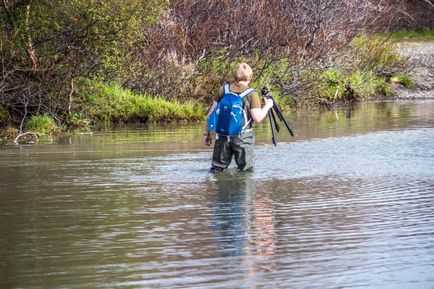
[203,63,274,172]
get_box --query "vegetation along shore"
[0,1,433,143]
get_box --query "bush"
[24,115,60,135]
[320,69,347,101]
[347,70,393,99]
[390,74,414,87]
[287,35,407,105]
[343,35,406,75]
[0,107,10,127]
[67,112,92,132]
[0,126,18,141]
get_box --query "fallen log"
[14,131,45,145]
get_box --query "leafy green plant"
[348,70,392,99]
[390,74,414,87]
[67,112,92,132]
[24,115,60,134]
[320,69,347,101]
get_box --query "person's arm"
[250,97,274,123]
[203,100,218,146]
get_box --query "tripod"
[261,87,294,146]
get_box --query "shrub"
[343,35,406,75]
[24,115,60,135]
[0,107,10,127]
[348,70,393,99]
[0,126,18,141]
[390,74,414,87]
[320,69,347,101]
[67,112,92,132]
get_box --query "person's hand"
[203,132,212,146]
[264,97,274,110]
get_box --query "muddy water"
[0,101,433,288]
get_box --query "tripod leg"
[273,103,294,137]
[268,110,277,146]
[270,108,280,132]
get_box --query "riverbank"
[393,41,434,99]
[2,36,433,144]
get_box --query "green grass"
[390,74,414,87]
[24,114,60,134]
[305,34,406,103]
[310,66,394,103]
[379,28,434,42]
[80,81,206,125]
[347,35,405,72]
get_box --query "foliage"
[341,35,406,75]
[1,0,431,129]
[0,126,18,141]
[0,107,10,126]
[320,69,347,101]
[67,112,92,133]
[192,34,410,108]
[390,74,414,87]
[0,0,167,125]
[347,70,392,99]
[24,114,60,134]
[290,35,407,105]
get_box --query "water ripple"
[1,104,433,288]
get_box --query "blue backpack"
[207,84,254,136]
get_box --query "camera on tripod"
[261,87,271,98]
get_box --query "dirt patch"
[393,41,434,99]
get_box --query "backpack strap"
[240,88,254,133]
[223,84,230,94]
[223,85,254,97]
[239,88,254,98]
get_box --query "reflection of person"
[211,173,255,257]
[250,194,276,258]
[203,63,274,172]
[210,173,277,276]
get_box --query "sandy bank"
[393,41,434,99]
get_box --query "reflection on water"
[211,174,254,257]
[0,101,433,288]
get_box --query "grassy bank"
[384,28,434,42]
[79,81,205,126]
[1,82,206,142]
[1,30,426,143]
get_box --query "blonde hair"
[234,63,253,82]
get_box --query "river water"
[0,101,433,289]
